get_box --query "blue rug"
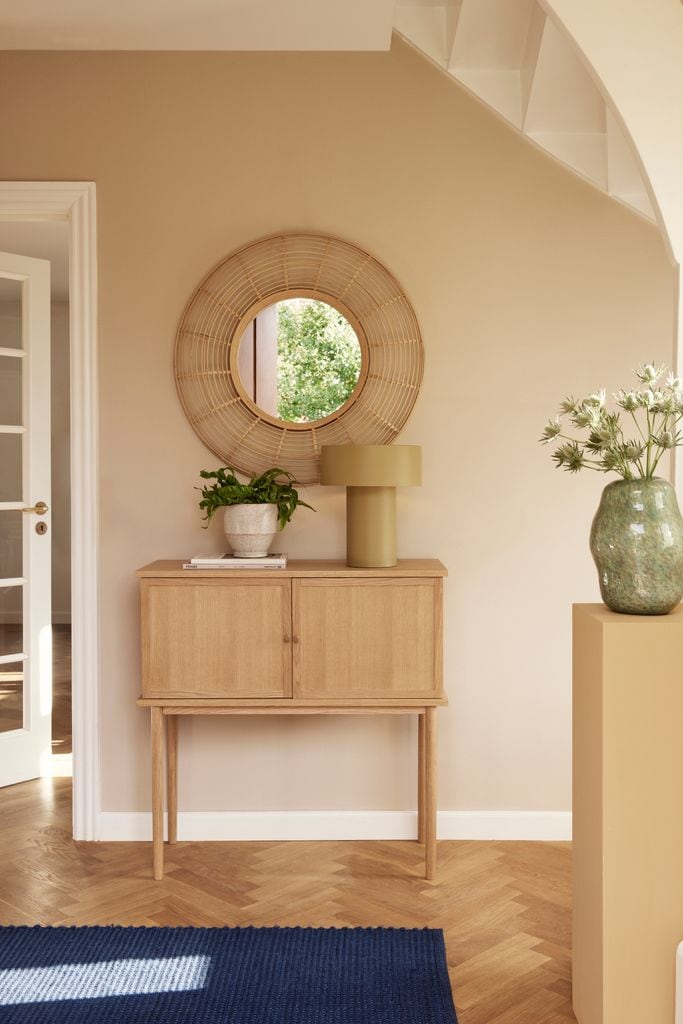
[0,926,458,1022]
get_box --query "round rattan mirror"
[174,233,423,484]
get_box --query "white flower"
[584,388,606,408]
[652,393,676,414]
[636,362,665,385]
[559,396,578,415]
[572,407,597,428]
[553,442,585,473]
[638,389,661,409]
[623,442,644,461]
[542,364,683,479]
[539,418,562,444]
[615,389,640,412]
[601,449,621,472]
[654,431,676,449]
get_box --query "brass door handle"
[23,501,49,516]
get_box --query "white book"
[184,552,287,569]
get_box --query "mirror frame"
[174,233,423,484]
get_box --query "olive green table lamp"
[320,444,422,567]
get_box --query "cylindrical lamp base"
[346,486,397,568]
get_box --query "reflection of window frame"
[236,305,279,418]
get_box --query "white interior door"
[0,250,51,787]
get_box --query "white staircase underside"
[0,0,657,226]
[394,0,655,222]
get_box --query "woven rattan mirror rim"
[174,232,424,484]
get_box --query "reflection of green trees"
[277,300,362,422]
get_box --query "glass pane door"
[0,282,26,735]
[0,252,51,786]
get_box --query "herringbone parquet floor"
[0,777,575,1022]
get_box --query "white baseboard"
[440,811,572,841]
[97,810,572,843]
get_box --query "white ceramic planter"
[223,503,279,557]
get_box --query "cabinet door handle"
[283,635,291,644]
[292,636,300,644]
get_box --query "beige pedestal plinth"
[573,604,683,1024]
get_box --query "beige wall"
[0,41,674,815]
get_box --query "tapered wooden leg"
[166,714,178,846]
[424,706,437,881]
[417,711,426,844]
[151,707,165,881]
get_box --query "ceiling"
[0,0,396,50]
[0,222,70,300]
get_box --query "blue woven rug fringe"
[0,926,458,1022]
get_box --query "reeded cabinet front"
[141,578,291,698]
[292,578,442,699]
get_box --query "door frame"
[0,182,98,840]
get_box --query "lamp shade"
[320,445,421,487]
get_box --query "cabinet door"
[141,579,292,698]
[293,578,442,700]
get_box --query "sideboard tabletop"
[136,558,448,578]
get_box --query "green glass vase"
[590,477,683,615]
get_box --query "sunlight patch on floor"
[0,954,211,1004]
[45,752,73,778]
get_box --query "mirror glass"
[236,298,362,424]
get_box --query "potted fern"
[198,467,314,557]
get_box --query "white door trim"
[0,182,99,840]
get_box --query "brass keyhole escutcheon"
[35,521,48,535]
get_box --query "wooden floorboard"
[0,777,575,1021]
[0,627,575,1015]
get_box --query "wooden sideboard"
[137,559,448,880]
